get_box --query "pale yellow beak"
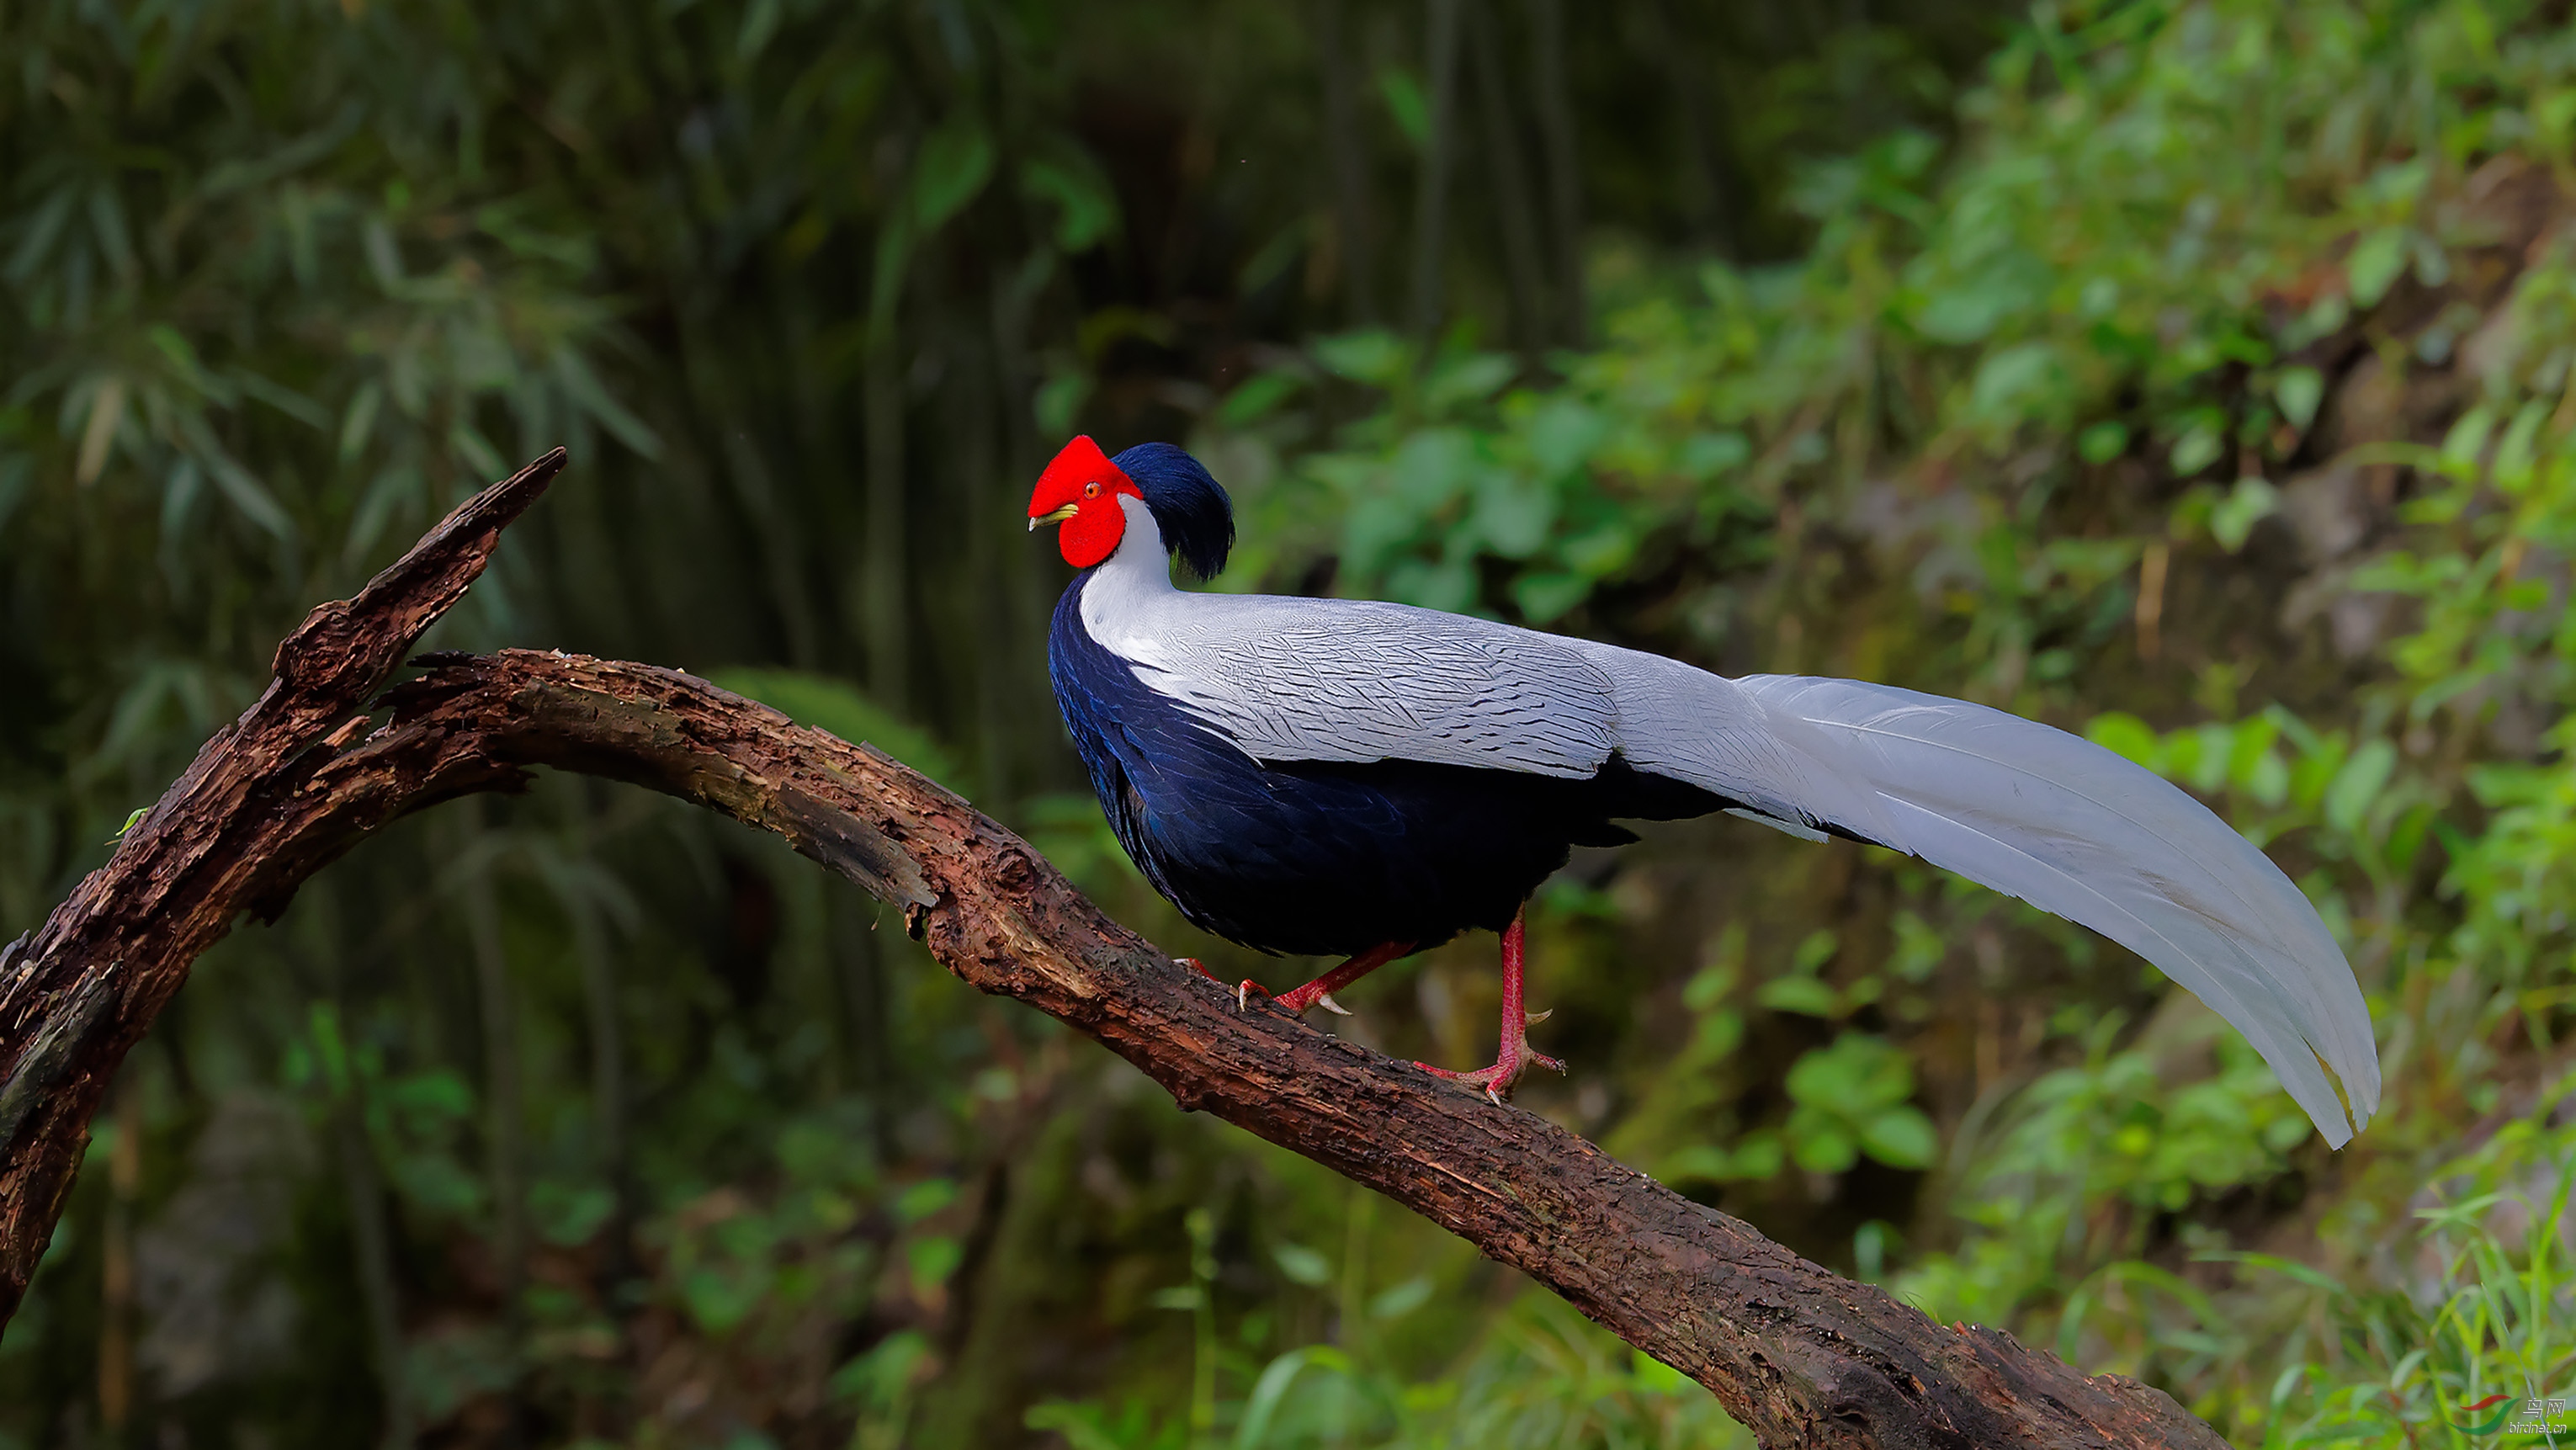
[1029,503,1080,530]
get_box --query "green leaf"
[554,348,663,460]
[1367,1276,1433,1320]
[339,380,384,465]
[736,0,782,60]
[1377,67,1430,149]
[1913,273,2034,345]
[1729,1134,1785,1180]
[906,1235,964,1294]
[2275,366,2324,431]
[911,121,996,233]
[1234,1349,1322,1450]
[1860,1107,1938,1168]
[1022,156,1120,252]
[1392,428,1474,508]
[1755,974,1840,1017]
[1470,470,1554,558]
[6,189,75,283]
[1512,571,1590,624]
[532,1181,618,1246]
[345,466,421,564]
[1527,398,1607,478]
[1269,1242,1331,1287]
[1312,330,1410,389]
[2078,420,2129,464]
[1787,1034,1914,1116]
[2210,476,2277,552]
[892,1177,957,1224]
[1660,1145,1732,1182]
[2345,227,2409,307]
[831,1330,929,1411]
[106,805,149,845]
[2085,712,2164,770]
[1968,341,2065,423]
[1664,1135,1784,1184]
[1559,522,1636,577]
[1677,431,1750,479]
[1423,353,1515,412]
[448,421,507,482]
[1790,1124,1858,1174]
[2439,404,2494,478]
[1219,371,1302,427]
[1888,911,1946,983]
[184,430,295,539]
[2169,424,2223,477]
[2324,737,2396,836]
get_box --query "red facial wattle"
[1028,435,1143,569]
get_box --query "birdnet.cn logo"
[2452,1393,2569,1437]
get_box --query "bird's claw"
[1415,1049,1564,1103]
[1524,1007,1552,1027]
[1176,959,1263,1016]
[1316,992,1352,1017]
[1417,1015,1564,1102]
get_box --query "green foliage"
[1186,1,2576,1442]
[709,668,966,790]
[1784,1033,1940,1174]
[21,0,2576,1443]
[1027,1296,1746,1450]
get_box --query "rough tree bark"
[0,454,2229,1450]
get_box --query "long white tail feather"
[1574,645,2379,1146]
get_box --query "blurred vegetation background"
[9,0,2576,1444]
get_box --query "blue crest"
[1112,442,1235,580]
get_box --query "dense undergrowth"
[1145,1,2576,1443]
[9,0,2576,1446]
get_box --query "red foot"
[1174,958,1263,1012]
[1415,908,1565,1104]
[1233,942,1412,1017]
[1416,1042,1568,1106]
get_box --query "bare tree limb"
[0,445,568,1309]
[0,454,2228,1450]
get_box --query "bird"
[1028,434,2381,1144]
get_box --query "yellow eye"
[1083,481,1101,499]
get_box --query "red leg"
[1272,941,1412,1013]
[1416,906,1565,1104]
[1235,941,1413,1015]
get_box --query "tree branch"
[0,446,566,1315]
[0,454,2226,1450]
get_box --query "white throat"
[1079,493,1183,651]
